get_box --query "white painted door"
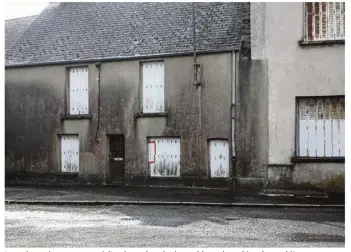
[61,135,79,172]
[209,140,229,178]
[148,138,180,177]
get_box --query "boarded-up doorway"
[209,139,229,178]
[60,135,79,173]
[108,135,125,181]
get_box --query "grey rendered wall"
[5,53,232,182]
[251,2,345,190]
[5,64,100,176]
[99,53,232,179]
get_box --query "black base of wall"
[5,171,234,190]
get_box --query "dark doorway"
[108,134,125,181]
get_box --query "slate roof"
[5,2,247,66]
[5,15,37,49]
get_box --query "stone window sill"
[299,39,345,47]
[61,114,92,120]
[291,157,345,163]
[135,112,168,118]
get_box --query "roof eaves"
[5,47,240,68]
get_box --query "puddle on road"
[288,233,345,243]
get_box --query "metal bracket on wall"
[193,63,201,86]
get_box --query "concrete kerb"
[4,200,345,208]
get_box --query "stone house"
[5,2,344,192]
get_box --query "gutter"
[5,48,240,68]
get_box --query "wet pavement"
[5,204,345,247]
[5,186,345,205]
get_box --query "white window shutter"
[154,63,165,113]
[327,2,336,40]
[80,68,89,114]
[335,2,342,39]
[69,69,79,115]
[339,97,345,156]
[299,99,308,156]
[321,2,327,40]
[142,62,164,113]
[142,63,154,113]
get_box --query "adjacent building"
[5,2,344,192]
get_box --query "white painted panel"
[61,136,68,172]
[142,63,155,113]
[331,99,340,156]
[335,2,342,39]
[299,99,308,156]
[69,68,79,115]
[209,140,229,178]
[307,98,317,157]
[327,2,336,40]
[316,99,324,157]
[339,97,345,156]
[79,67,89,114]
[72,135,79,172]
[154,63,165,113]
[149,137,180,177]
[61,135,79,173]
[324,98,332,157]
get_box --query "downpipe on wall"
[95,62,107,185]
[192,2,202,138]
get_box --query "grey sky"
[4,2,49,20]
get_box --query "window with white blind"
[69,67,89,115]
[305,2,345,41]
[142,62,165,113]
[297,97,345,158]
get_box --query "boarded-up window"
[209,139,229,178]
[305,2,345,41]
[69,67,89,115]
[148,138,180,177]
[142,62,165,113]
[297,97,345,157]
[60,135,79,172]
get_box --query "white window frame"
[305,2,345,42]
[141,61,165,113]
[296,96,345,158]
[69,67,89,115]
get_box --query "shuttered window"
[297,97,345,157]
[142,62,165,113]
[148,138,180,177]
[60,135,79,173]
[69,67,89,115]
[305,2,345,41]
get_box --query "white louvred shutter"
[327,2,336,40]
[335,2,342,39]
[320,2,327,40]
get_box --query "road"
[5,204,344,247]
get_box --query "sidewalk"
[5,185,345,207]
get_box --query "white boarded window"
[60,135,79,172]
[142,62,165,113]
[297,97,345,157]
[305,2,345,41]
[148,138,180,177]
[209,140,229,178]
[69,67,89,115]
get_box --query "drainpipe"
[95,62,101,143]
[192,2,202,132]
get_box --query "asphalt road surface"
[5,204,345,247]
